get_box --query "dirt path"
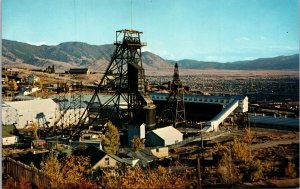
[250,139,299,150]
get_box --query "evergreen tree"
[102,121,120,155]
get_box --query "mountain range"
[2,39,299,72]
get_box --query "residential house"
[74,145,135,178]
[2,124,20,146]
[19,86,40,96]
[27,75,40,84]
[74,145,123,169]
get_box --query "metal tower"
[54,82,83,132]
[160,63,186,126]
[71,29,154,138]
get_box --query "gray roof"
[249,115,299,128]
[151,126,183,140]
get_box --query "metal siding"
[6,99,58,129]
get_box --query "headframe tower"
[71,29,156,139]
[160,63,186,126]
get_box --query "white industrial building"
[2,98,88,130]
[146,126,183,146]
[2,104,18,125]
[3,98,58,129]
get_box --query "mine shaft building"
[146,126,183,147]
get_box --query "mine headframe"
[160,63,186,127]
[70,29,154,139]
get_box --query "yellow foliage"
[285,161,297,178]
[102,165,196,188]
[131,136,144,151]
[9,79,18,91]
[243,127,254,145]
[40,152,63,188]
[40,152,95,188]
[230,138,251,163]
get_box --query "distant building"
[146,126,183,146]
[44,65,55,73]
[19,86,40,96]
[249,114,299,131]
[67,68,90,74]
[27,75,40,84]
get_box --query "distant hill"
[2,39,299,72]
[175,55,299,70]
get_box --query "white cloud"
[26,41,48,46]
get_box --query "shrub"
[248,159,263,181]
[285,161,297,178]
[216,153,240,185]
[230,138,251,163]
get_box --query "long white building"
[2,98,87,130]
[150,92,249,132]
[3,98,58,129]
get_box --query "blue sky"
[3,0,299,62]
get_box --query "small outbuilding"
[146,126,183,147]
[68,68,90,74]
[2,124,19,146]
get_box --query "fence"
[2,157,49,188]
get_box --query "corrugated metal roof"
[249,115,299,127]
[152,126,183,141]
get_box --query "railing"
[3,157,49,188]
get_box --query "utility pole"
[197,154,202,189]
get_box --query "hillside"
[2,39,299,72]
[175,55,299,70]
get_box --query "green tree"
[102,121,120,155]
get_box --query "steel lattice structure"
[160,63,186,126]
[72,29,151,138]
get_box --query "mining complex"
[2,29,299,188]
